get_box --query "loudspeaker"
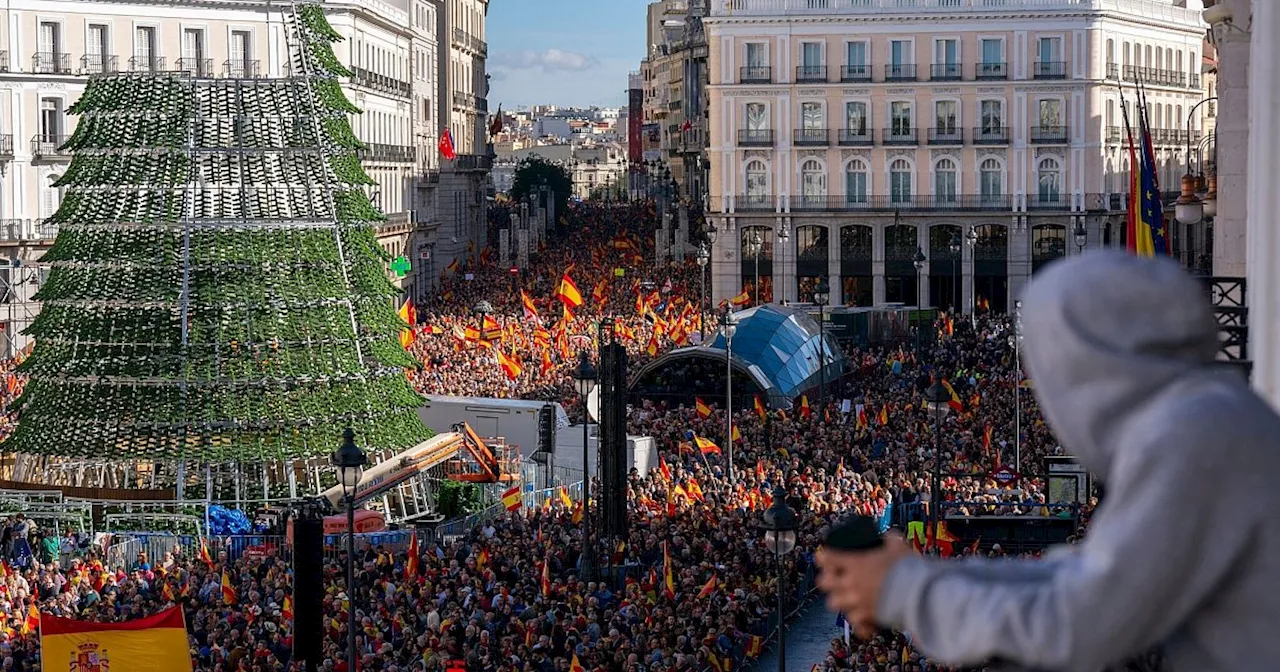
[292,513,324,667]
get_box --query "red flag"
[438,129,456,160]
[405,532,420,581]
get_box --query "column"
[827,220,840,306]
[1247,0,1279,410]
[872,222,886,305]
[962,223,974,314]
[917,222,931,309]
[1213,0,1252,277]
[1007,216,1032,303]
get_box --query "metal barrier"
[722,558,819,672]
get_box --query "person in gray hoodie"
[816,251,1280,672]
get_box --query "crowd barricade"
[896,499,1082,526]
[710,558,818,672]
[96,530,421,570]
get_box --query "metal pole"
[818,310,825,409]
[726,332,735,484]
[582,394,592,578]
[1014,301,1022,470]
[346,494,356,672]
[700,264,707,340]
[776,550,786,672]
[932,410,941,553]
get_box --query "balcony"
[1030,125,1068,144]
[451,27,468,50]
[224,59,260,78]
[0,135,13,160]
[1034,61,1067,79]
[928,127,964,145]
[885,63,916,81]
[776,195,1014,213]
[736,195,776,212]
[1106,62,1120,79]
[1120,65,1193,88]
[796,65,827,83]
[975,62,1006,80]
[840,64,871,83]
[0,51,7,73]
[452,154,493,172]
[32,52,71,75]
[740,66,771,83]
[881,128,918,145]
[738,129,775,146]
[176,58,213,77]
[80,54,118,75]
[930,63,961,81]
[352,66,412,98]
[129,56,166,72]
[973,126,1010,145]
[793,128,829,146]
[837,128,873,146]
[358,143,417,163]
[1028,193,1070,211]
[470,36,488,58]
[31,135,71,160]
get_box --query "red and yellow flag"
[694,397,713,419]
[40,606,192,672]
[521,290,540,322]
[397,300,417,326]
[694,436,720,455]
[753,395,767,421]
[496,350,522,380]
[697,573,718,599]
[556,272,584,308]
[21,604,38,635]
[541,555,552,597]
[663,542,676,599]
[798,395,811,420]
[730,291,750,306]
[282,596,294,623]
[405,532,420,581]
[569,653,586,672]
[198,538,214,568]
[645,335,659,357]
[877,406,889,426]
[221,569,237,605]
[502,485,523,511]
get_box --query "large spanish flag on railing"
[40,605,192,672]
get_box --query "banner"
[41,605,192,672]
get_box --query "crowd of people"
[0,198,1088,672]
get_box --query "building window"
[182,28,206,75]
[845,159,868,204]
[801,102,823,129]
[845,101,867,134]
[935,100,957,133]
[745,42,766,68]
[1038,37,1062,62]
[980,100,1003,132]
[890,40,911,66]
[800,159,825,205]
[980,158,1003,202]
[1037,157,1062,203]
[1039,99,1062,132]
[745,103,767,131]
[846,41,867,68]
[890,159,912,203]
[801,42,822,68]
[230,30,252,77]
[891,101,912,134]
[745,159,768,202]
[41,174,63,219]
[135,26,158,70]
[39,97,63,139]
[934,158,957,202]
[981,38,1003,64]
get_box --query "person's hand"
[816,534,913,639]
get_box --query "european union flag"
[1138,151,1168,256]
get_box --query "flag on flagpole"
[40,607,193,672]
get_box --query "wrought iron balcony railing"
[740,66,771,83]
[1034,60,1067,79]
[928,127,964,145]
[176,58,213,77]
[885,63,916,81]
[129,56,166,72]
[973,126,1010,144]
[32,52,71,75]
[31,135,71,160]
[840,64,871,82]
[976,62,1006,80]
[793,128,829,146]
[930,63,961,81]
[1030,125,1068,144]
[80,54,118,75]
[738,129,775,146]
[796,65,827,82]
[224,59,260,78]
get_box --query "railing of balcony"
[881,128,918,145]
[740,66,771,83]
[1028,194,1070,211]
[224,59,260,78]
[352,66,412,97]
[975,62,1006,80]
[33,52,71,75]
[176,58,212,77]
[885,63,916,81]
[129,56,165,72]
[793,128,829,146]
[738,129,775,146]
[736,195,777,212]
[1106,126,1124,144]
[1030,125,1068,144]
[796,65,827,82]
[789,195,1014,212]
[841,64,871,82]
[928,127,964,145]
[452,154,493,171]
[81,54,118,75]
[972,126,1010,144]
[1034,61,1067,79]
[838,128,873,146]
[0,135,12,159]
[30,135,70,159]
[358,144,417,163]
[1119,65,1195,88]
[1106,62,1119,79]
[452,27,468,48]
[0,51,8,73]
[930,63,961,80]
[471,36,488,57]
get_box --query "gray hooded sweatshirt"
[876,251,1280,672]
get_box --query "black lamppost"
[474,300,493,339]
[761,485,798,672]
[331,429,367,672]
[721,307,739,484]
[923,380,952,551]
[1073,221,1087,253]
[948,232,961,313]
[571,352,598,579]
[697,242,711,340]
[964,228,978,314]
[912,247,926,352]
[812,278,830,409]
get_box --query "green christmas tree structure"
[2,3,431,462]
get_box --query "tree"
[510,155,572,226]
[2,5,431,463]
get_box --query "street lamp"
[721,308,739,485]
[1009,300,1024,470]
[964,228,978,314]
[912,247,926,352]
[1073,221,1088,253]
[474,300,493,339]
[948,232,961,313]
[760,485,798,672]
[748,230,764,305]
[775,226,789,304]
[330,428,367,672]
[697,243,710,340]
[812,279,830,409]
[571,352,598,579]
[923,379,952,552]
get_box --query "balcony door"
[39,98,62,141]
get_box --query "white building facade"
[704,0,1207,313]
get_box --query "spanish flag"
[569,653,586,672]
[694,397,713,419]
[645,334,659,357]
[663,542,676,599]
[198,538,214,568]
[405,532,420,580]
[694,435,720,455]
[521,290,540,322]
[496,349,522,380]
[940,379,964,413]
[591,278,608,304]
[541,555,552,597]
[658,455,672,481]
[697,573,718,599]
[397,300,417,326]
[445,258,459,274]
[982,424,993,456]
[282,596,293,623]
[556,272,584,308]
[502,485,523,511]
[753,395,767,421]
[730,291,750,306]
[399,328,416,349]
[39,606,193,672]
[877,406,889,426]
[221,569,237,605]
[21,604,38,635]
[798,395,811,420]
[731,423,741,442]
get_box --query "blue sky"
[487,0,648,109]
